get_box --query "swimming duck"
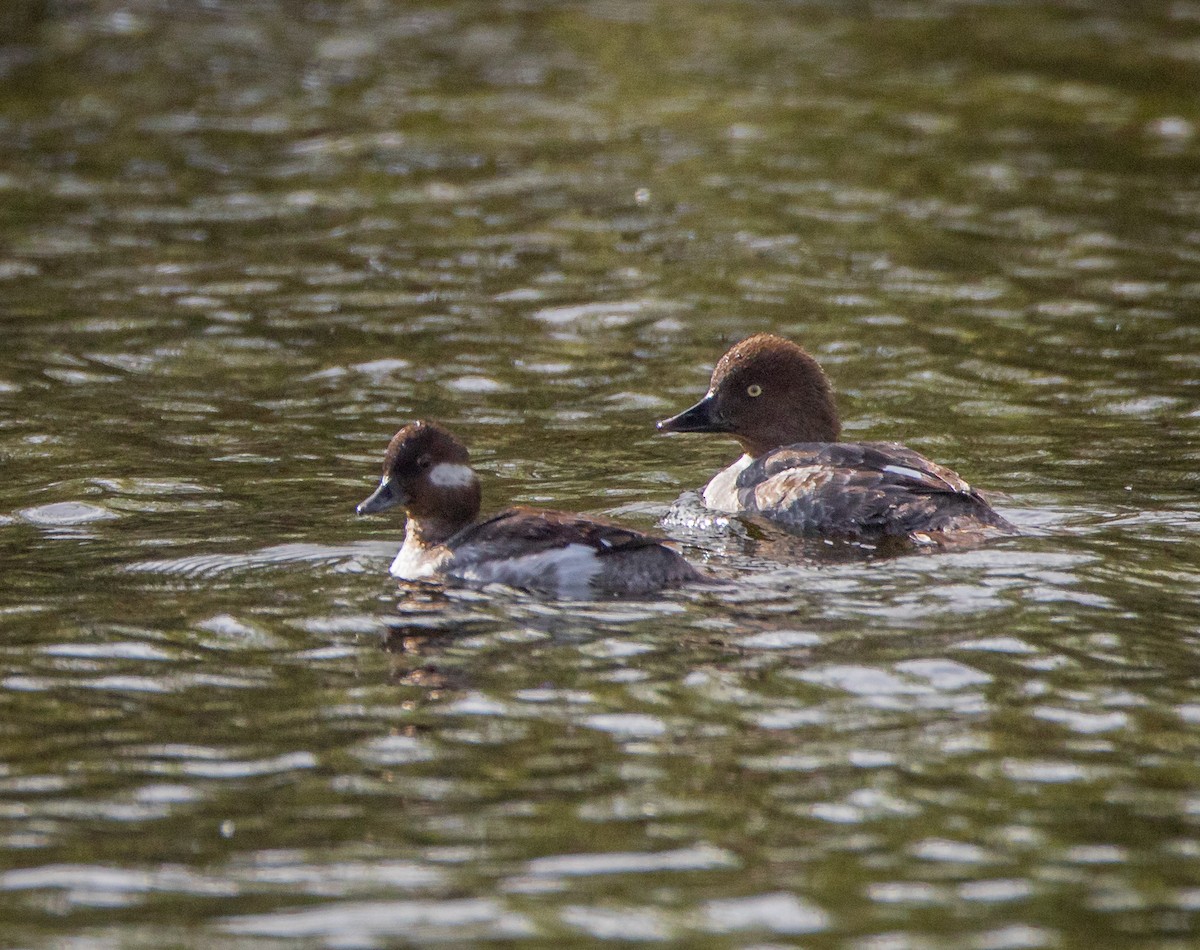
[656,334,1016,543]
[358,421,707,596]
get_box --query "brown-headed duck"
[359,421,707,596]
[657,334,1016,544]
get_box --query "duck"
[357,421,707,596]
[656,333,1017,544]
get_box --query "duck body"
[358,421,705,597]
[424,507,702,597]
[702,441,1015,542]
[658,334,1016,544]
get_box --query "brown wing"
[737,442,1014,538]
[447,506,669,559]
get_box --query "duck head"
[657,333,841,457]
[357,421,482,541]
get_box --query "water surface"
[2,1,1200,946]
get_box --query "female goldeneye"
[656,333,1016,543]
[357,421,707,596]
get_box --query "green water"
[2,1,1200,946]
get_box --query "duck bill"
[656,393,728,434]
[357,476,407,515]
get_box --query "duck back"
[710,442,1016,542]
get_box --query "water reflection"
[2,0,1200,946]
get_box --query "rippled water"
[3,0,1200,945]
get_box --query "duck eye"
[417,455,433,470]
[746,384,763,398]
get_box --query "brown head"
[356,421,482,540]
[656,334,841,456]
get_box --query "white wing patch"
[453,543,601,596]
[882,463,970,493]
[882,464,928,482]
[428,463,477,489]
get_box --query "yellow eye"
[747,384,763,397]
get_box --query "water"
[2,0,1200,945]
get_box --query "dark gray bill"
[656,392,727,433]
[356,477,407,515]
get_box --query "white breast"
[389,534,448,580]
[702,454,753,512]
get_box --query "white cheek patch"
[428,463,477,489]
